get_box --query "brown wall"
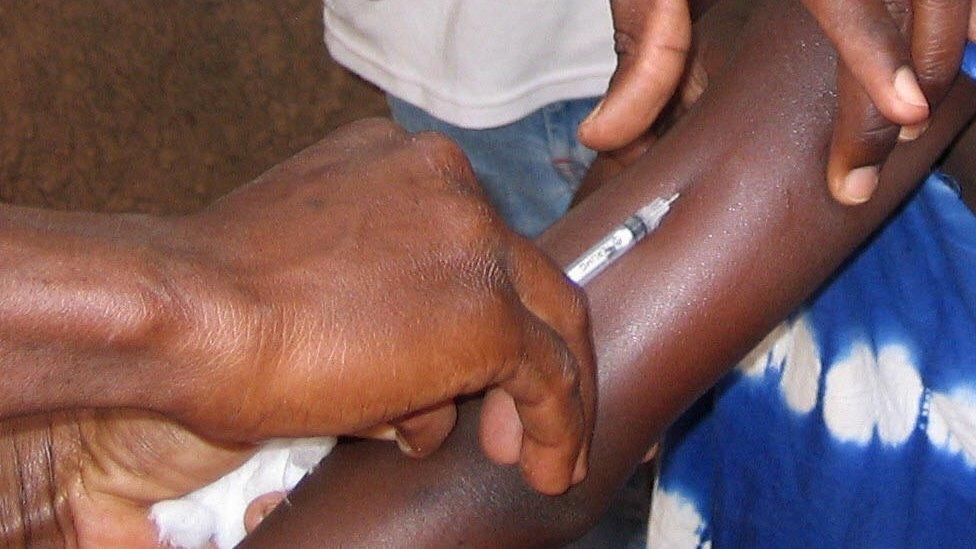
[0,1,386,214]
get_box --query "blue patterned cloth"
[649,42,976,549]
[650,173,976,547]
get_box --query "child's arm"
[244,0,976,545]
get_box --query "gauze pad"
[150,437,336,548]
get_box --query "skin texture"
[577,0,976,206]
[3,0,974,545]
[805,0,972,205]
[0,122,601,545]
[241,0,976,546]
[0,410,250,547]
[574,0,751,203]
[577,0,691,151]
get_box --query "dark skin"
[580,0,976,206]
[945,118,976,208]
[244,0,976,545]
[0,124,599,546]
[3,0,974,544]
[3,0,970,544]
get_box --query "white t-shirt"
[322,1,616,129]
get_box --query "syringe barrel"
[565,224,639,285]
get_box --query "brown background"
[0,0,386,214]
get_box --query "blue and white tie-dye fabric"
[649,172,976,548]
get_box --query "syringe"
[565,193,679,286]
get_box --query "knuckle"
[464,201,503,250]
[646,37,690,58]
[409,132,482,196]
[429,199,506,270]
[567,286,592,332]
[847,106,900,148]
[476,254,511,289]
[630,40,688,80]
[613,30,640,56]
[452,198,500,239]
[914,53,958,88]
[856,121,900,148]
[411,132,469,170]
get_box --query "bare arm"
[0,120,607,545]
[0,208,191,419]
[246,0,976,545]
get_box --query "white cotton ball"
[149,499,218,549]
[150,437,337,549]
[288,437,337,470]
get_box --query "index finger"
[802,0,929,126]
[501,236,597,494]
[910,0,969,114]
[827,65,901,204]
[495,317,588,495]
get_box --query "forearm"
[0,206,188,419]
[247,1,976,545]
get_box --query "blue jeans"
[387,95,599,237]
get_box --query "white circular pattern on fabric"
[647,487,710,549]
[823,343,923,446]
[737,315,821,414]
[778,318,821,413]
[926,389,976,467]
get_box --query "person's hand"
[577,0,976,206]
[154,118,596,495]
[0,409,254,546]
[1,118,600,546]
[578,0,692,152]
[802,0,974,205]
[575,0,747,201]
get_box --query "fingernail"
[840,166,880,205]
[572,454,587,484]
[395,431,421,457]
[898,121,929,142]
[893,66,928,109]
[579,99,605,131]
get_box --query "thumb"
[478,387,522,465]
[244,491,287,534]
[579,0,692,151]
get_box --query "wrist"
[0,208,203,417]
[143,214,278,432]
